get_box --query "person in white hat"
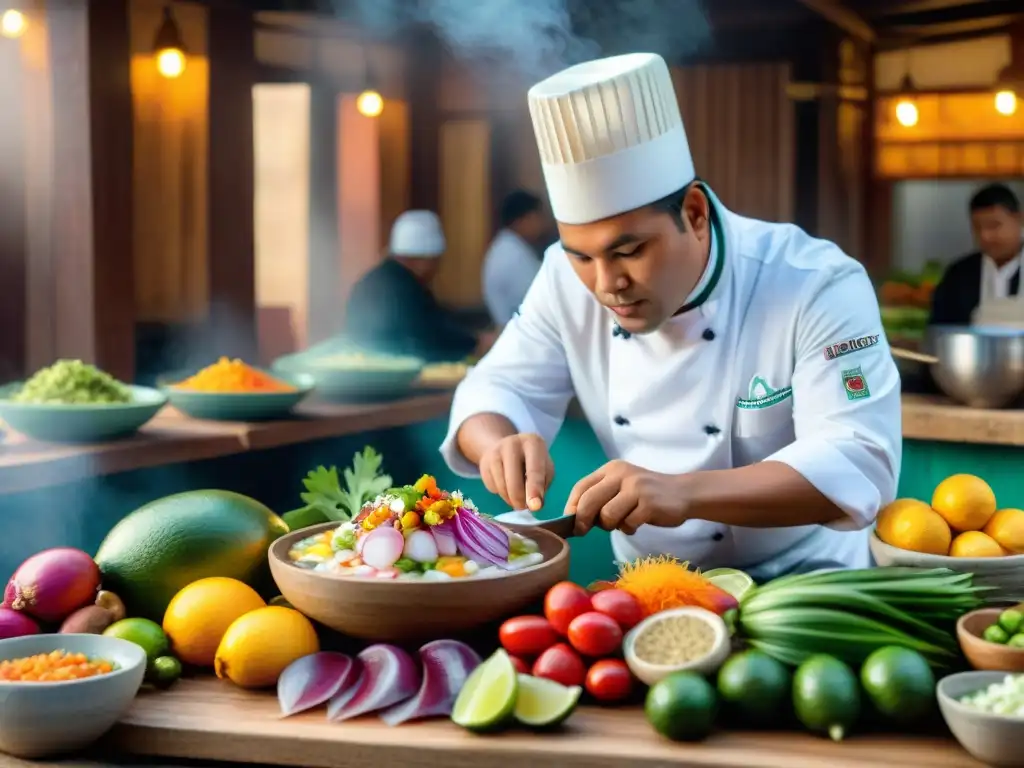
[439,53,902,580]
[344,210,493,362]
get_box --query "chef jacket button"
[703,424,720,436]
[613,415,630,426]
[702,328,716,341]
[712,532,725,542]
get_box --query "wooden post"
[0,34,26,382]
[404,27,441,213]
[22,0,135,381]
[307,83,340,345]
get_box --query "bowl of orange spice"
[159,357,315,422]
[0,633,147,758]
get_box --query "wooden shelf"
[902,394,1024,447]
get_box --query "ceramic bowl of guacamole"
[0,360,168,444]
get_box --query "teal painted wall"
[898,439,1024,508]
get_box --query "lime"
[998,608,1024,636]
[1008,633,1024,649]
[148,655,183,689]
[513,674,581,728]
[716,650,791,724]
[792,655,861,742]
[703,568,755,601]
[451,649,519,732]
[859,646,935,724]
[645,671,718,742]
[984,624,1010,644]
[104,617,170,663]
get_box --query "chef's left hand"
[566,460,688,537]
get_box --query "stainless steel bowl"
[926,325,1024,408]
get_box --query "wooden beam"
[404,27,441,212]
[886,14,1024,41]
[876,0,993,15]
[0,37,26,382]
[795,0,876,42]
[207,6,258,361]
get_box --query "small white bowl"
[937,670,1024,767]
[0,633,147,758]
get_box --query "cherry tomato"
[567,611,623,658]
[498,615,559,657]
[509,654,531,674]
[532,642,586,687]
[585,659,633,703]
[544,581,593,636]
[590,588,644,630]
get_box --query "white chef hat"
[527,53,695,225]
[388,210,446,258]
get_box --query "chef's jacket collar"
[674,185,728,318]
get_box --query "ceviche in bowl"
[287,475,544,580]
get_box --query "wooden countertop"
[0,393,453,496]
[93,678,980,768]
[901,394,1024,447]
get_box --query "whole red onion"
[0,606,40,639]
[4,547,101,623]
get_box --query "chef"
[438,53,902,580]
[929,183,1024,327]
[482,189,548,326]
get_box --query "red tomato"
[585,659,633,703]
[532,642,586,687]
[498,615,559,657]
[544,581,593,635]
[590,588,644,630]
[509,654,531,674]
[567,611,623,658]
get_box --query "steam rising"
[338,0,712,80]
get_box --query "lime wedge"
[451,649,519,732]
[703,568,755,600]
[514,674,581,728]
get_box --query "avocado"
[94,490,289,621]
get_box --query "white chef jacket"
[482,229,542,326]
[440,190,903,581]
[980,246,1023,301]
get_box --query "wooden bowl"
[957,608,1024,673]
[268,522,570,642]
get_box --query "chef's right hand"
[479,433,554,513]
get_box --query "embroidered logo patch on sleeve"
[842,366,871,400]
[824,334,880,361]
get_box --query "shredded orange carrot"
[614,555,739,617]
[172,357,295,393]
[0,650,115,682]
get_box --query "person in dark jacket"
[344,210,494,362]
[929,184,1024,326]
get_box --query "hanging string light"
[153,4,187,79]
[0,8,26,39]
[356,44,383,118]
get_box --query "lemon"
[983,509,1024,555]
[162,577,267,667]
[876,501,951,555]
[949,530,1007,558]
[931,474,997,533]
[214,606,320,689]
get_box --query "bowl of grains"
[0,633,147,758]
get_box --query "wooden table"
[25,678,973,768]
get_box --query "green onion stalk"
[735,567,1013,669]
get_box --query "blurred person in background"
[482,190,548,326]
[345,210,495,362]
[929,183,1024,326]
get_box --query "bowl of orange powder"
[0,633,147,758]
[159,357,315,422]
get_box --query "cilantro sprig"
[288,446,393,523]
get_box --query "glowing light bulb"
[995,90,1018,117]
[895,99,918,128]
[156,47,186,79]
[1,9,26,39]
[356,90,383,118]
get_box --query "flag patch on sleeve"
[842,366,871,400]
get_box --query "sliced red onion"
[278,652,359,717]
[452,514,510,568]
[430,522,458,557]
[459,508,511,556]
[379,640,482,726]
[327,644,420,721]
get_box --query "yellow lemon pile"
[877,474,1024,558]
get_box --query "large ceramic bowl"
[273,351,425,403]
[869,532,1024,604]
[159,369,315,422]
[269,521,570,642]
[0,385,167,443]
[0,633,147,758]
[957,608,1024,673]
[937,671,1024,767]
